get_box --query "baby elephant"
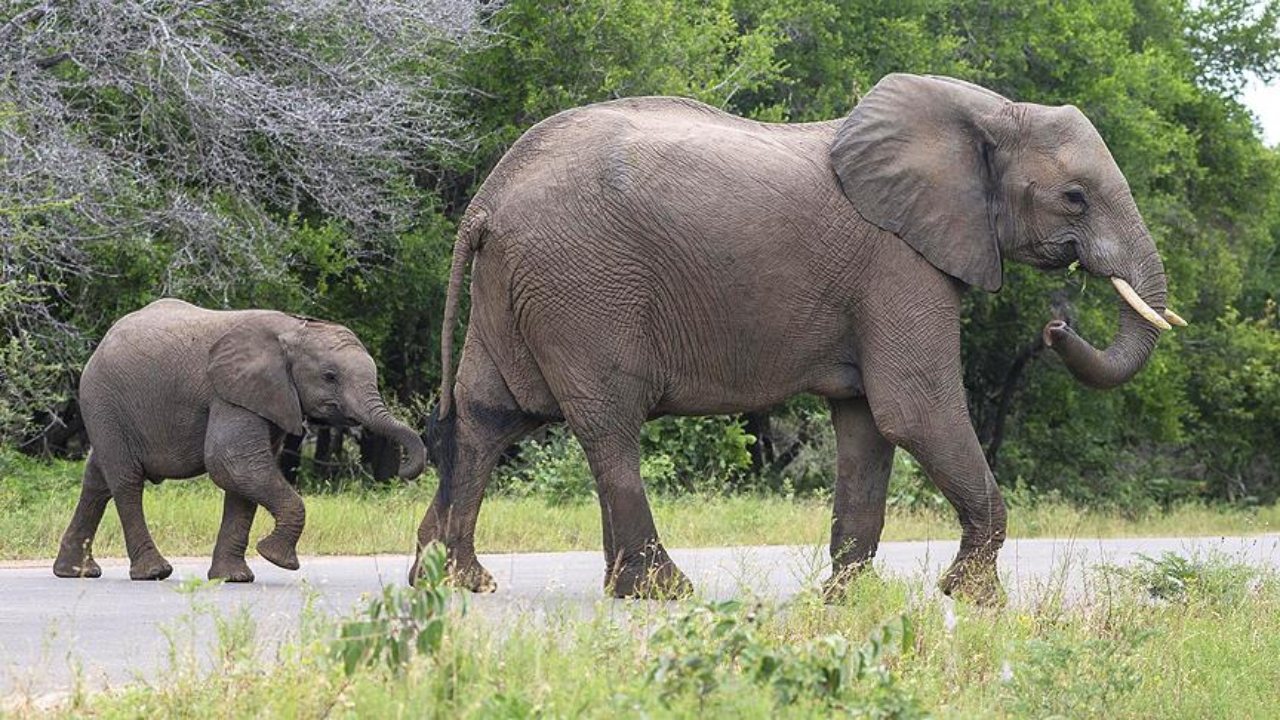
[54,299,427,582]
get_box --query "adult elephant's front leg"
[824,396,895,600]
[870,398,1007,604]
[905,418,1006,603]
[862,302,1008,605]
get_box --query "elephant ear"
[208,321,305,436]
[830,73,1012,292]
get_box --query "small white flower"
[1000,660,1014,683]
[942,604,957,632]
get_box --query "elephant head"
[207,317,427,478]
[830,73,1185,389]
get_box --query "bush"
[646,599,922,715]
[640,416,756,493]
[1002,628,1148,719]
[495,416,756,503]
[1100,550,1262,607]
[331,543,453,676]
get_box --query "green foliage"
[641,416,757,493]
[331,543,452,676]
[492,428,596,504]
[1184,302,1280,502]
[1002,628,1148,719]
[465,0,786,145]
[1103,550,1262,605]
[496,417,755,502]
[646,599,921,714]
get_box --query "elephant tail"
[438,208,485,419]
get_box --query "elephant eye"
[1064,188,1087,208]
[322,370,338,383]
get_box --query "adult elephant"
[412,74,1184,602]
[55,299,427,582]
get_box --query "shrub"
[646,599,921,715]
[1101,550,1261,607]
[331,543,453,676]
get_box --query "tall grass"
[3,455,1278,562]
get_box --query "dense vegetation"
[3,0,1278,510]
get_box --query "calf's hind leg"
[53,454,112,578]
[113,472,173,581]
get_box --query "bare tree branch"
[0,0,495,445]
[0,2,49,44]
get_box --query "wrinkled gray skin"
[413,74,1172,603]
[54,299,427,582]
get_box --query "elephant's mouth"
[307,405,358,428]
[309,416,358,428]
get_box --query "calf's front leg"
[205,399,306,575]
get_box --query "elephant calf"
[54,299,427,582]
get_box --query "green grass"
[9,550,1279,718]
[3,455,1279,562]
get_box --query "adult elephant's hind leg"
[824,396,895,600]
[53,454,112,578]
[572,424,692,600]
[413,340,541,591]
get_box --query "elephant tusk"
[1163,309,1188,327]
[1111,277,1171,331]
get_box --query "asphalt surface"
[3,534,1279,698]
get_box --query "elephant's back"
[80,300,280,476]
[473,97,842,229]
[88,300,263,376]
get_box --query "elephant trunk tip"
[1042,320,1131,390]
[397,433,428,479]
[1041,320,1068,349]
[358,402,428,480]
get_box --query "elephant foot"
[607,544,693,600]
[256,535,300,571]
[53,549,102,579]
[409,538,495,593]
[938,551,1005,607]
[209,558,255,583]
[821,561,874,604]
[442,557,497,594]
[129,555,174,581]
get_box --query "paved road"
[3,534,1279,697]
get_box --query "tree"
[0,0,491,448]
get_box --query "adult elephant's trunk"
[1043,226,1176,390]
[357,397,428,479]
